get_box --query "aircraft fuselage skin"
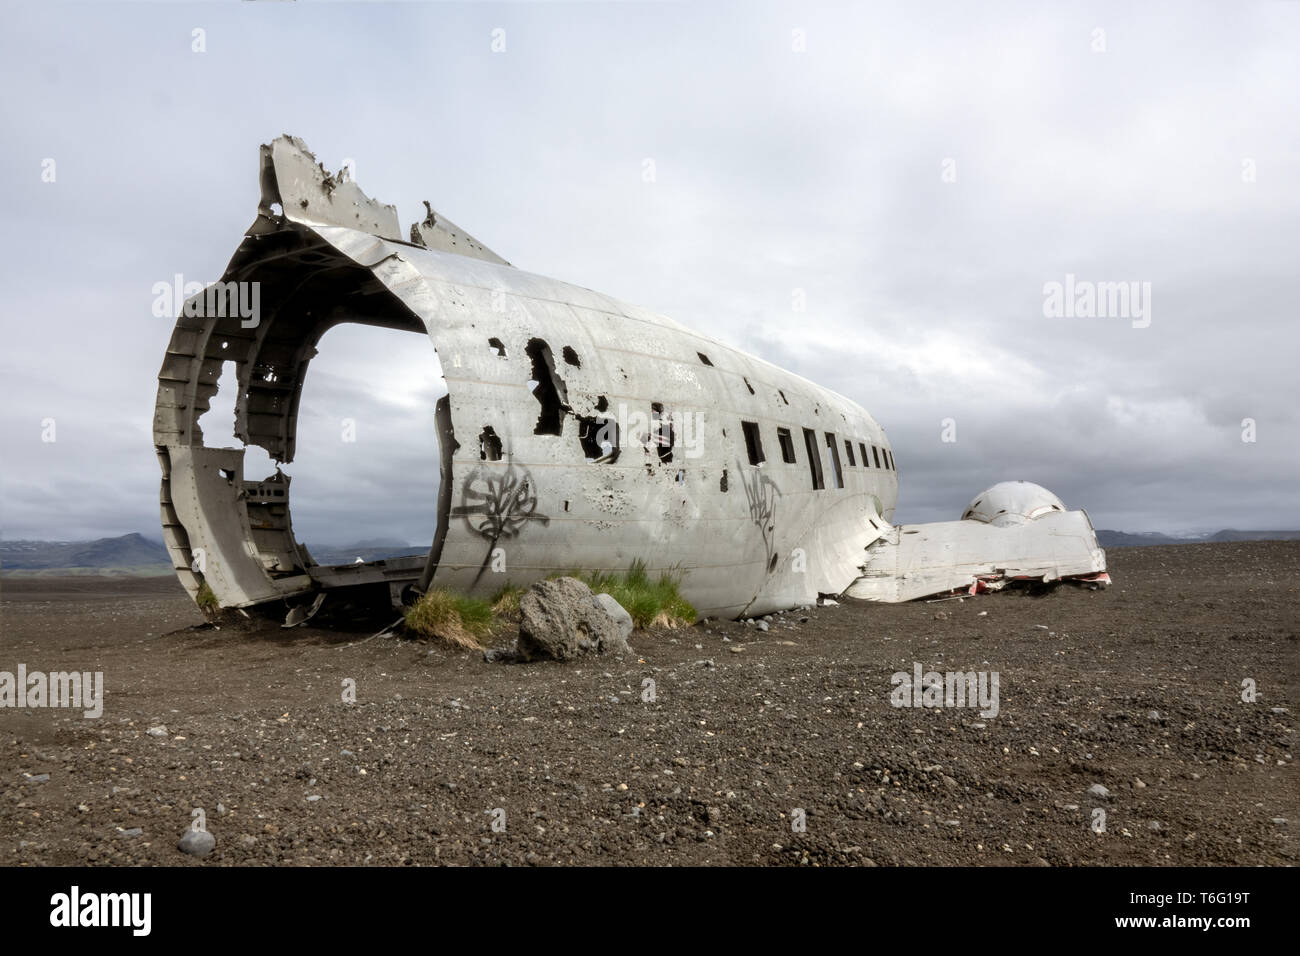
[153,136,898,619]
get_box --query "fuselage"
[153,137,899,618]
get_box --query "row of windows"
[741,420,894,489]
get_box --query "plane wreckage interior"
[154,135,1107,624]
[188,318,444,568]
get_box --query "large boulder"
[512,577,633,662]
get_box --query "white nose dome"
[962,481,1066,526]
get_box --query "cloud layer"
[1,1,1296,544]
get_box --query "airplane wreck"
[153,135,1107,622]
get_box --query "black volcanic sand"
[1,542,1295,866]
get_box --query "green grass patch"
[404,565,692,650]
[195,581,220,615]
[404,588,496,649]
[490,583,526,619]
[570,560,696,629]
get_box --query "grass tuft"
[571,560,696,629]
[490,583,526,619]
[403,565,692,650]
[195,581,219,616]
[404,589,495,649]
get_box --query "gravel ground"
[1,541,1295,866]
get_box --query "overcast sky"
[2,0,1297,547]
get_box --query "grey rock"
[1087,783,1111,799]
[146,725,168,738]
[25,773,50,784]
[594,592,634,640]
[514,577,632,662]
[177,828,215,858]
[757,620,770,632]
[118,827,143,838]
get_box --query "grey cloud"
[0,0,1296,546]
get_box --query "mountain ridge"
[3,529,1297,574]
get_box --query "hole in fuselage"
[479,426,503,461]
[578,415,620,463]
[288,323,445,568]
[526,338,569,436]
[651,402,674,463]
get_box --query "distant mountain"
[1,533,172,572]
[346,537,413,550]
[1207,529,1300,542]
[4,529,1294,576]
[1,533,426,575]
[1095,530,1189,547]
[1097,529,1300,548]
[304,543,428,565]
